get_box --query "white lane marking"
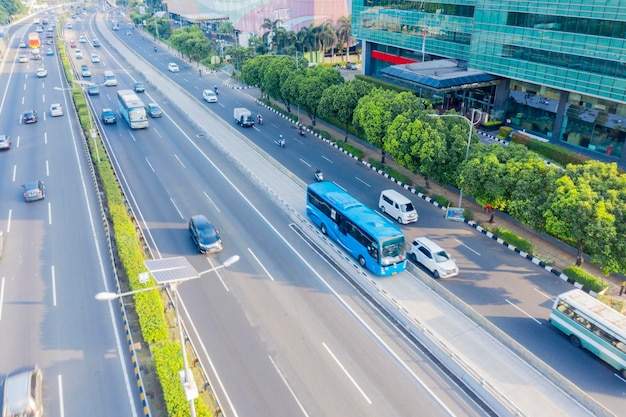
[322,342,372,405]
[145,157,155,172]
[0,277,5,320]
[45,132,48,144]
[129,132,137,142]
[248,248,274,281]
[534,288,554,302]
[58,374,65,417]
[333,182,347,191]
[355,177,371,187]
[7,210,12,233]
[268,355,310,417]
[51,265,57,306]
[455,239,480,256]
[48,202,52,224]
[293,137,303,145]
[46,160,50,176]
[506,299,542,325]
[12,165,16,182]
[170,197,184,219]
[16,136,20,148]
[42,93,45,103]
[203,191,220,213]
[299,158,311,168]
[322,155,333,163]
[152,127,162,138]
[174,154,185,168]
[21,96,24,104]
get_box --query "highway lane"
[0,18,141,417]
[103,22,626,414]
[86,12,496,417]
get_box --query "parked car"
[0,134,11,150]
[133,82,145,93]
[188,215,223,253]
[202,89,217,103]
[146,103,162,118]
[409,237,459,278]
[168,62,179,72]
[91,54,100,63]
[345,62,358,70]
[101,108,116,124]
[23,180,45,201]
[87,84,100,95]
[36,67,48,78]
[23,110,38,124]
[49,103,63,117]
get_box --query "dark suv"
[101,108,116,124]
[133,82,145,93]
[189,215,223,253]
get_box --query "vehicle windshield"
[433,250,451,263]
[380,236,406,266]
[402,202,415,212]
[199,226,219,243]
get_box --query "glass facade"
[353,0,626,162]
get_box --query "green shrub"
[562,265,609,294]
[412,185,428,195]
[336,141,363,158]
[511,132,531,145]
[482,120,502,127]
[317,130,333,140]
[463,208,474,221]
[491,226,534,254]
[499,126,513,138]
[432,194,449,207]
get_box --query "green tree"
[265,57,297,109]
[545,161,626,274]
[261,18,282,52]
[318,79,373,140]
[317,21,338,61]
[458,146,509,210]
[242,55,274,98]
[336,15,352,62]
[298,65,343,122]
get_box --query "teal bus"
[550,289,626,378]
[306,182,407,276]
[117,89,148,129]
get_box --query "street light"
[96,254,240,417]
[294,46,301,126]
[429,108,480,208]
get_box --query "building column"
[551,91,568,144]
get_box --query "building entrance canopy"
[380,59,500,93]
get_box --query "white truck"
[234,107,254,127]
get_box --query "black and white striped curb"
[254,100,597,296]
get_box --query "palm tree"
[336,15,352,62]
[297,24,317,54]
[261,18,282,52]
[318,21,338,61]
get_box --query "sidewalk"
[243,93,625,296]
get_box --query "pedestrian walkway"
[239,89,624,297]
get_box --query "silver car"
[23,180,46,202]
[0,134,11,150]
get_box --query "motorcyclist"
[257,113,263,125]
[298,125,305,136]
[153,46,157,52]
[214,85,219,95]
[279,135,285,147]
[315,169,323,181]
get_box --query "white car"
[91,54,100,63]
[202,90,218,103]
[50,103,64,117]
[168,62,179,72]
[74,49,83,59]
[18,55,28,63]
[78,35,87,43]
[36,67,48,78]
[409,237,459,279]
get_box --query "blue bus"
[550,289,626,378]
[306,182,407,276]
[117,89,148,129]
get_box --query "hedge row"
[510,132,589,166]
[562,266,609,294]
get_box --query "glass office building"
[353,1,626,162]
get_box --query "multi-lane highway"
[0,10,141,417]
[2,5,623,417]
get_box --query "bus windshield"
[380,236,406,266]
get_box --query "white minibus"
[103,71,117,86]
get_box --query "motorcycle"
[214,87,219,96]
[298,126,305,137]
[257,115,263,125]
[314,170,324,182]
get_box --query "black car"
[101,108,117,124]
[23,180,45,202]
[23,110,38,124]
[146,103,162,118]
[189,215,223,253]
[133,82,145,93]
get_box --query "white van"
[103,71,117,86]
[379,189,418,224]
[2,367,44,417]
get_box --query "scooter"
[214,87,219,96]
[314,170,324,182]
[276,137,286,148]
[257,115,263,125]
[298,126,305,137]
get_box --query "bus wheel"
[358,256,366,267]
[321,223,327,235]
[569,334,582,347]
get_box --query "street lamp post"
[96,255,240,417]
[429,108,479,208]
[294,47,301,126]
